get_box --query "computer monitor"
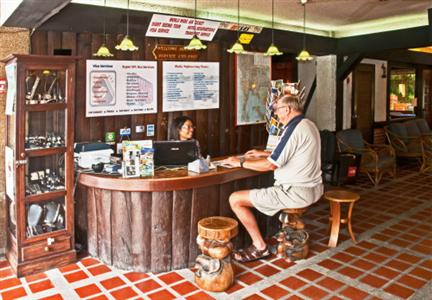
[153,140,199,166]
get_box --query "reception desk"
[78,166,277,273]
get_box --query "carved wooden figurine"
[195,216,238,292]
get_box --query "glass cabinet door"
[24,69,67,105]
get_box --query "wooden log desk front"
[77,166,277,273]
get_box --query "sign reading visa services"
[146,14,219,41]
[163,62,219,112]
[86,60,157,117]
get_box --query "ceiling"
[68,0,432,37]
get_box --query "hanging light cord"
[302,2,306,49]
[237,0,240,40]
[126,0,130,36]
[103,0,107,43]
[271,0,274,43]
[194,0,197,36]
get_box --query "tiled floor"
[1,165,431,300]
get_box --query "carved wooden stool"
[274,207,310,262]
[324,190,360,248]
[195,216,238,292]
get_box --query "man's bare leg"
[229,190,267,251]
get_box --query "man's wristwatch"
[239,156,246,168]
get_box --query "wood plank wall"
[30,31,280,157]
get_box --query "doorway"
[353,64,375,143]
[422,69,432,126]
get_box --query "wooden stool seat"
[198,216,238,241]
[324,190,360,248]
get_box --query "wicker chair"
[336,129,396,186]
[384,122,432,173]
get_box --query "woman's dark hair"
[169,116,194,140]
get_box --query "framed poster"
[162,61,219,112]
[235,52,271,125]
[86,60,157,117]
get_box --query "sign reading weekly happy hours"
[146,14,220,41]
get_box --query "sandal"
[232,244,270,263]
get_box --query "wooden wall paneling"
[31,31,48,55]
[167,111,182,140]
[130,191,152,272]
[218,42,230,156]
[150,191,173,272]
[111,191,133,269]
[95,189,112,264]
[156,38,170,140]
[86,187,97,257]
[172,189,192,269]
[75,32,92,142]
[61,32,77,56]
[229,54,237,155]
[75,183,88,250]
[219,182,235,218]
[205,42,221,156]
[47,31,62,56]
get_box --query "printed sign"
[86,60,157,117]
[152,44,199,61]
[219,22,263,33]
[146,14,220,41]
[162,62,219,112]
[0,78,6,94]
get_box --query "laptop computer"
[153,140,199,166]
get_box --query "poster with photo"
[162,62,219,112]
[235,52,271,125]
[5,146,15,200]
[86,60,157,117]
[5,63,16,115]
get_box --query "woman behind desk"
[170,116,202,157]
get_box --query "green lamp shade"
[115,36,139,51]
[93,44,114,57]
[264,43,283,56]
[296,49,313,61]
[184,35,207,50]
[227,40,245,54]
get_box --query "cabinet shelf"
[25,103,67,112]
[25,147,66,157]
[25,190,67,203]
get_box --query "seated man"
[223,95,323,262]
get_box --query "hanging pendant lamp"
[94,0,114,57]
[227,0,245,54]
[185,0,207,50]
[296,0,313,61]
[116,0,138,51]
[264,0,282,56]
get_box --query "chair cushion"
[363,156,394,169]
[388,123,408,139]
[404,120,422,137]
[336,129,365,153]
[415,119,432,135]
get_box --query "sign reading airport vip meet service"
[162,61,220,112]
[86,60,157,117]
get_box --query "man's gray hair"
[278,95,304,112]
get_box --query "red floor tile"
[87,295,109,300]
[318,259,342,270]
[363,252,387,263]
[75,283,102,298]
[357,241,377,249]
[29,279,54,293]
[186,291,215,300]
[157,272,183,285]
[279,276,307,290]
[375,247,398,257]
[360,274,387,288]
[409,267,432,281]
[300,285,328,299]
[81,257,101,267]
[296,268,322,281]
[344,246,367,256]
[135,278,162,293]
[0,277,21,291]
[110,286,138,300]
[1,286,27,300]
[397,274,427,289]
[316,277,344,290]
[386,259,411,271]
[147,289,176,300]
[124,271,149,282]
[58,263,80,273]
[243,294,266,300]
[340,286,369,300]
[285,296,305,300]
[261,284,289,299]
[374,266,400,279]
[255,264,280,277]
[237,272,263,285]
[25,272,48,283]
[0,268,13,279]
[272,259,295,269]
[100,277,126,290]
[0,261,10,269]
[38,294,64,300]
[396,253,422,264]
[384,283,415,298]
[332,252,355,263]
[241,259,264,268]
[351,259,375,271]
[63,270,88,283]
[225,281,244,294]
[88,264,111,276]
[338,266,363,279]
[171,281,198,295]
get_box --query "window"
[389,68,416,118]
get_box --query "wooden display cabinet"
[3,54,79,276]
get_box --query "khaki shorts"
[249,184,324,216]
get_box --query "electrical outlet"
[136,125,145,133]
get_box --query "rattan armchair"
[336,129,396,186]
